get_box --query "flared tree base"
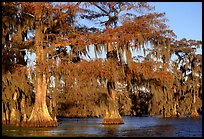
[190,111,199,118]
[102,118,124,124]
[22,109,58,127]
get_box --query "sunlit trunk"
[52,74,59,121]
[20,94,27,123]
[27,72,57,127]
[118,47,124,65]
[124,47,134,111]
[172,95,178,117]
[9,91,20,126]
[172,88,177,117]
[190,89,199,117]
[26,5,57,126]
[102,40,124,124]
[5,103,9,124]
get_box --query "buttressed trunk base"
[24,73,57,127]
[102,87,124,124]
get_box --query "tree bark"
[172,100,178,117]
[26,72,57,127]
[20,93,27,123]
[9,91,21,126]
[102,39,124,124]
[190,89,199,117]
[26,5,57,127]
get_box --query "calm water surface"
[2,116,202,137]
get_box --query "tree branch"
[91,2,110,16]
[23,12,35,18]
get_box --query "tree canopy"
[2,2,202,127]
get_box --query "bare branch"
[91,2,110,16]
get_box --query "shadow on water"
[2,116,202,137]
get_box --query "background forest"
[2,2,202,127]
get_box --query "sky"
[26,2,202,66]
[150,2,202,41]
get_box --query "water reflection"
[103,124,121,137]
[2,116,202,137]
[3,126,58,137]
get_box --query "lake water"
[2,116,202,137]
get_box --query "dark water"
[2,116,202,137]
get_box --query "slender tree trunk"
[9,91,20,126]
[172,96,178,117]
[102,40,124,124]
[124,47,133,92]
[2,102,7,125]
[125,47,132,67]
[26,4,57,127]
[118,47,124,65]
[5,102,9,124]
[20,94,27,123]
[190,89,199,117]
[172,88,178,117]
[162,87,168,117]
[52,74,58,121]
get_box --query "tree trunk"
[5,102,9,124]
[20,93,27,124]
[162,87,168,117]
[172,88,177,117]
[26,73,57,127]
[52,74,59,121]
[102,41,124,124]
[26,6,57,127]
[190,89,199,117]
[9,91,20,126]
[172,100,178,117]
[2,102,7,125]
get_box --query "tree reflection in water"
[103,124,121,136]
